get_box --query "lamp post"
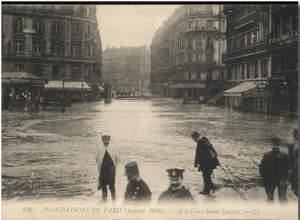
[81,82,84,102]
[61,73,66,113]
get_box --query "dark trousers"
[265,183,287,203]
[100,174,116,201]
[202,167,216,193]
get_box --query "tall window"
[15,40,24,54]
[197,53,202,61]
[72,23,80,35]
[196,37,202,47]
[72,68,79,77]
[206,20,213,28]
[188,54,193,62]
[86,24,91,38]
[206,53,213,62]
[261,59,268,78]
[72,43,81,55]
[34,41,42,53]
[53,21,60,34]
[36,20,42,33]
[188,21,193,28]
[196,20,201,28]
[207,36,213,46]
[15,18,22,31]
[188,38,193,49]
[86,44,92,56]
[253,61,258,78]
[246,63,251,78]
[84,68,91,78]
[52,42,60,54]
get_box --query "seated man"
[157,168,196,205]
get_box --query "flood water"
[1,98,298,203]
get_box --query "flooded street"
[2,98,298,205]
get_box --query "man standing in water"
[259,137,289,203]
[95,135,119,203]
[191,131,220,196]
[157,168,196,205]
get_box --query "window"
[207,36,213,46]
[240,34,245,48]
[72,68,79,77]
[222,20,226,32]
[53,21,60,34]
[72,43,81,55]
[52,42,60,54]
[33,64,43,77]
[197,53,202,61]
[15,40,24,54]
[15,18,22,31]
[261,59,268,78]
[253,61,258,78]
[206,20,213,28]
[84,68,91,78]
[34,41,42,53]
[196,20,201,28]
[73,23,80,35]
[188,38,193,49]
[206,53,213,62]
[86,24,91,38]
[246,63,251,79]
[36,20,42,32]
[196,37,202,47]
[188,54,193,62]
[86,45,92,56]
[188,21,193,28]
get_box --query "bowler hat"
[191,131,200,139]
[125,162,139,176]
[167,168,185,178]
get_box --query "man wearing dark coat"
[191,131,220,196]
[124,162,151,205]
[259,137,289,203]
[157,168,196,205]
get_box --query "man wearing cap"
[95,135,119,203]
[191,131,220,196]
[124,162,151,205]
[259,137,289,203]
[157,168,196,205]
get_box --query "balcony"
[222,42,267,62]
[235,10,259,29]
[268,30,298,48]
[184,27,218,33]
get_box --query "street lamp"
[81,82,84,102]
[61,73,66,113]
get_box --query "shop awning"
[98,85,104,92]
[223,82,257,97]
[1,71,44,85]
[169,83,206,89]
[45,81,92,91]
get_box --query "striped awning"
[2,71,44,85]
[45,81,92,91]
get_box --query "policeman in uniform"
[124,162,151,205]
[157,168,196,205]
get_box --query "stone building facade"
[102,46,151,96]
[222,4,298,116]
[2,4,102,109]
[150,5,226,101]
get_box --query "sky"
[96,5,181,50]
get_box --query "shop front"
[2,71,45,111]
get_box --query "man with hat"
[191,131,220,196]
[95,135,119,203]
[124,162,151,205]
[259,137,289,203]
[157,168,196,205]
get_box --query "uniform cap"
[125,162,139,176]
[102,135,111,140]
[191,131,200,139]
[167,168,185,178]
[270,137,281,146]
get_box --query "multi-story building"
[222,4,298,115]
[102,46,151,96]
[2,4,102,110]
[150,5,226,101]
